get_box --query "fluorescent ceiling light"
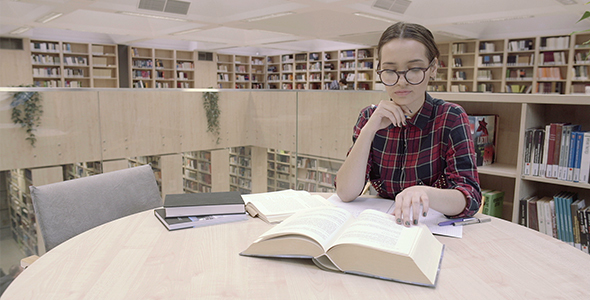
[36,12,63,23]
[453,15,534,25]
[117,11,188,22]
[434,31,472,40]
[10,26,31,35]
[171,28,202,35]
[555,0,577,5]
[245,12,294,22]
[353,12,397,23]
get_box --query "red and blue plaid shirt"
[350,93,481,218]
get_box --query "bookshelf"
[183,151,212,193]
[7,168,36,256]
[91,44,119,88]
[130,47,198,89]
[475,39,505,93]
[229,147,253,194]
[449,41,476,92]
[504,37,536,94]
[296,154,342,193]
[63,161,102,180]
[29,40,119,88]
[267,149,295,192]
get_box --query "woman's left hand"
[392,185,430,227]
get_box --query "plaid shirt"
[350,93,481,218]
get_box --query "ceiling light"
[452,15,534,25]
[36,12,63,23]
[555,0,577,5]
[244,12,294,22]
[10,26,31,35]
[117,11,188,22]
[353,12,397,23]
[171,28,202,35]
[434,31,472,40]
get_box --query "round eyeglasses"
[376,60,434,86]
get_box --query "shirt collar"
[406,92,434,130]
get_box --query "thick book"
[154,209,248,231]
[241,189,334,223]
[482,190,504,218]
[164,191,245,218]
[240,207,444,287]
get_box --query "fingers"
[393,188,430,227]
[375,100,407,127]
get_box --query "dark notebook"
[164,191,245,217]
[154,209,248,231]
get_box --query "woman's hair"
[377,22,440,64]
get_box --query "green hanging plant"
[202,89,221,144]
[11,85,43,147]
[572,2,590,47]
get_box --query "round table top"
[3,207,590,300]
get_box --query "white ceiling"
[1,0,589,55]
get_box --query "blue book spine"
[554,193,564,241]
[567,132,577,181]
[574,132,584,182]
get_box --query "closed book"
[154,209,248,231]
[571,199,586,249]
[164,191,245,217]
[482,190,504,218]
[468,115,498,166]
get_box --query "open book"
[240,206,444,287]
[241,190,334,223]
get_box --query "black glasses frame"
[376,59,435,86]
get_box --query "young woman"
[336,22,481,227]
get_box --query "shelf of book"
[182,151,212,193]
[130,47,198,89]
[229,147,253,194]
[267,149,295,192]
[6,168,37,256]
[29,40,119,88]
[63,161,102,180]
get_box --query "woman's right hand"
[364,99,410,133]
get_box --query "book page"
[329,209,421,255]
[243,190,333,216]
[256,207,353,251]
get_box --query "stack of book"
[154,191,248,231]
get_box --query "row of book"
[540,36,570,50]
[519,192,589,253]
[506,68,533,80]
[537,67,562,80]
[478,42,497,53]
[476,69,493,80]
[31,54,60,65]
[539,51,567,66]
[133,59,153,69]
[536,82,564,94]
[476,83,495,93]
[572,65,589,80]
[523,123,590,183]
[31,42,60,52]
[506,54,533,66]
[33,68,60,77]
[505,84,532,94]
[507,39,534,52]
[478,55,502,67]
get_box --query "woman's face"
[379,39,437,109]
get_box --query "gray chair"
[30,164,163,252]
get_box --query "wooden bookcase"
[130,47,198,89]
[30,39,119,88]
[267,149,295,192]
[91,44,119,88]
[229,147,253,193]
[183,151,213,193]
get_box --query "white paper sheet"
[326,193,462,238]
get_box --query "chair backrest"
[30,164,163,251]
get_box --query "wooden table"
[2,207,590,299]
